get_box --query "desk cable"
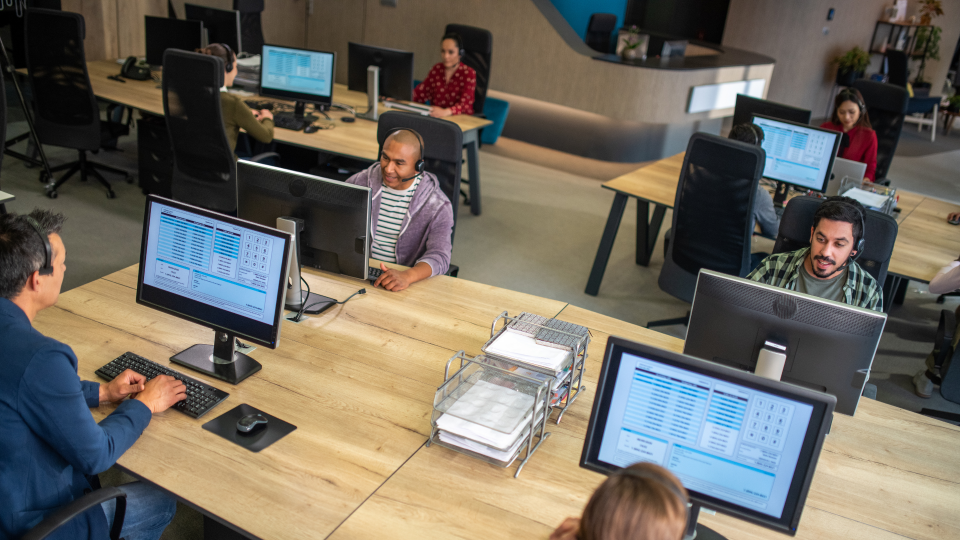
[290,276,366,323]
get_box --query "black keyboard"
[368,266,383,282]
[243,100,274,111]
[95,352,229,419]
[273,115,308,131]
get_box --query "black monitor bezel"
[136,195,292,349]
[144,16,204,67]
[183,3,242,55]
[752,113,841,193]
[581,336,835,536]
[258,44,336,108]
[733,94,812,127]
[347,42,415,101]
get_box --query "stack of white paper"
[485,332,572,372]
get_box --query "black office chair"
[25,8,131,199]
[585,13,617,54]
[376,111,462,275]
[162,49,276,214]
[20,486,126,540]
[234,0,265,56]
[885,50,940,141]
[647,133,764,329]
[919,309,960,423]
[772,195,898,301]
[852,79,908,184]
[444,24,492,116]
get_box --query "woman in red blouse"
[820,88,879,181]
[412,33,477,118]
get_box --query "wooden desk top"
[82,60,491,161]
[889,197,960,283]
[601,151,685,207]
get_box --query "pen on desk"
[107,75,126,83]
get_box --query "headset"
[835,88,866,120]
[381,127,425,182]
[24,216,53,276]
[614,467,689,520]
[220,43,235,73]
[442,32,465,60]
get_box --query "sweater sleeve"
[448,67,476,115]
[416,199,453,276]
[862,130,878,181]
[929,261,960,295]
[235,99,275,144]
[18,347,152,475]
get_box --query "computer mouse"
[236,413,268,433]
[950,218,960,226]
[340,116,356,123]
[304,124,320,134]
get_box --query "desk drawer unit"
[137,115,173,198]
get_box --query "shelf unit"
[870,20,934,59]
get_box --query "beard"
[811,254,840,278]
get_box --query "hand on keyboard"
[99,369,147,403]
[135,375,187,414]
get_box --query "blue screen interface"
[753,115,838,191]
[597,352,813,519]
[261,45,334,98]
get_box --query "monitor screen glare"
[752,115,840,192]
[261,45,334,102]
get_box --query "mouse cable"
[291,276,366,322]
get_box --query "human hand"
[947,212,960,224]
[99,369,146,403]
[259,109,274,121]
[374,262,413,292]
[549,517,580,540]
[429,106,452,118]
[134,375,186,414]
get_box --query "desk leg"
[585,193,629,296]
[882,275,908,313]
[464,132,481,215]
[637,202,667,266]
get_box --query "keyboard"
[243,100,274,111]
[273,114,309,131]
[95,352,229,419]
[367,266,383,282]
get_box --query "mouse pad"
[202,404,296,453]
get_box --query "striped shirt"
[746,247,883,311]
[371,176,421,263]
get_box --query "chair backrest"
[234,0,265,56]
[24,8,100,151]
[162,49,238,213]
[585,13,617,54]
[0,69,6,175]
[444,24,492,115]
[772,196,898,286]
[852,79,907,181]
[658,133,764,303]
[884,50,909,87]
[376,111,463,242]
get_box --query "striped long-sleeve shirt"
[371,175,421,263]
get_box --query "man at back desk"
[747,196,883,311]
[0,210,186,540]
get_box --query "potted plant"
[620,26,647,61]
[913,25,941,96]
[919,0,943,25]
[834,47,870,87]
[947,95,960,113]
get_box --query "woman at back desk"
[412,33,477,118]
[820,88,878,182]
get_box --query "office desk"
[34,264,960,539]
[81,61,492,215]
[889,197,960,283]
[585,152,937,296]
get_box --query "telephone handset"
[120,56,151,81]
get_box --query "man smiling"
[746,196,882,311]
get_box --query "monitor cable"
[290,275,366,323]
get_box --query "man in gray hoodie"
[346,129,454,291]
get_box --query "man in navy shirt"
[0,209,187,540]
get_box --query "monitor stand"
[357,65,380,121]
[772,181,790,206]
[683,503,729,540]
[276,217,335,315]
[171,331,262,385]
[274,101,318,124]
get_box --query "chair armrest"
[21,487,126,540]
[249,152,280,164]
[934,309,957,371]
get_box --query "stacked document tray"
[428,353,551,478]
[480,311,590,423]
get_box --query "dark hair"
[813,196,866,244]
[578,462,688,540]
[831,88,872,130]
[728,123,765,146]
[0,209,66,299]
[441,32,464,56]
[195,43,236,72]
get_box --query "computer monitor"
[752,114,841,195]
[347,42,414,101]
[236,161,372,283]
[582,336,835,539]
[184,3,242,54]
[684,270,886,416]
[137,195,292,384]
[733,94,812,127]
[259,44,336,121]
[144,16,204,68]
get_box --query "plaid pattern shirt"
[746,247,883,311]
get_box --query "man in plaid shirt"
[747,196,882,312]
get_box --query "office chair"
[647,133,764,329]
[25,8,131,199]
[585,13,617,54]
[234,0,265,56]
[20,486,126,540]
[376,111,462,276]
[444,24,492,116]
[162,49,276,215]
[918,308,960,423]
[852,79,908,184]
[772,196,898,290]
[885,50,940,142]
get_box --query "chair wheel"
[106,190,116,199]
[46,189,58,199]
